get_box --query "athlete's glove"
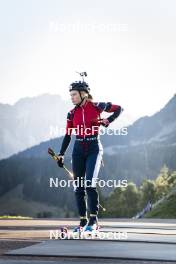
[57,154,64,168]
[99,118,110,128]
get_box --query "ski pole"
[99,203,106,212]
[63,165,74,179]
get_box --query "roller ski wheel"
[60,226,69,239]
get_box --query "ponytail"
[80,91,93,102]
[87,93,93,101]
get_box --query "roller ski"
[82,215,100,238]
[59,215,100,240]
[59,226,84,240]
[72,216,87,238]
[59,217,87,239]
[72,216,100,239]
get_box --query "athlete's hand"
[100,118,110,127]
[56,154,64,167]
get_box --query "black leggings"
[72,138,103,216]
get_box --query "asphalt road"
[1,218,176,264]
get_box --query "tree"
[139,179,156,207]
[155,165,170,199]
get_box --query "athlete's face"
[70,90,81,105]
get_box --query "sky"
[0,0,176,123]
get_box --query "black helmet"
[69,81,90,93]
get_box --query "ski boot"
[73,216,88,233]
[83,215,99,235]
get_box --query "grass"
[145,192,176,218]
[0,215,32,219]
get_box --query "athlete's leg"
[85,140,103,224]
[72,142,87,223]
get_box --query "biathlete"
[57,73,123,232]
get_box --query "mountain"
[0,94,176,217]
[0,93,132,160]
[0,94,72,159]
[99,94,176,184]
